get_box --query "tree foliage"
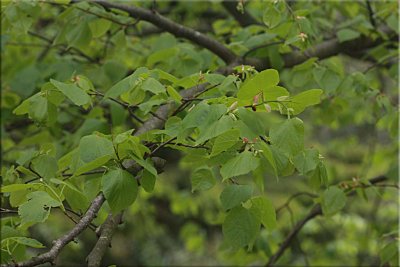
[1,1,398,266]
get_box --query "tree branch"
[277,28,397,69]
[3,194,105,267]
[93,0,237,64]
[221,0,261,27]
[265,175,388,266]
[86,213,123,267]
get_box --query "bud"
[242,137,249,143]
[228,101,238,112]
[264,103,271,112]
[229,112,238,121]
[188,104,195,112]
[298,32,308,42]
[253,94,260,105]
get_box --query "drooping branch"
[221,0,261,27]
[265,175,389,266]
[92,0,237,64]
[3,194,105,267]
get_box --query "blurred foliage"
[1,0,398,266]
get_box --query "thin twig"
[265,175,388,266]
[3,194,105,267]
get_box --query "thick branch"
[278,28,396,69]
[3,194,105,267]
[86,213,122,267]
[93,0,237,64]
[221,0,261,27]
[265,175,388,266]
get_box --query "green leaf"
[309,162,328,190]
[166,86,182,103]
[191,167,216,192]
[154,69,179,84]
[380,242,399,265]
[195,115,234,145]
[263,4,281,28]
[74,155,111,176]
[259,142,278,178]
[270,146,294,176]
[101,169,138,213]
[237,107,266,137]
[50,79,91,106]
[66,22,92,49]
[249,196,277,229]
[130,154,158,176]
[182,102,214,130]
[13,98,30,115]
[264,85,289,102]
[270,118,304,157]
[293,148,319,175]
[220,184,253,211]
[286,89,323,115]
[88,18,111,38]
[9,237,45,248]
[79,134,115,163]
[210,128,240,157]
[220,151,260,180]
[237,69,279,103]
[76,75,94,91]
[222,206,260,250]
[147,47,179,67]
[1,184,34,193]
[19,191,61,225]
[337,28,360,43]
[141,169,156,193]
[142,77,166,94]
[105,67,148,98]
[28,94,48,122]
[50,178,89,211]
[31,154,58,180]
[321,186,346,216]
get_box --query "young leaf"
[285,89,323,115]
[105,67,148,98]
[50,79,91,106]
[237,69,279,102]
[309,162,328,190]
